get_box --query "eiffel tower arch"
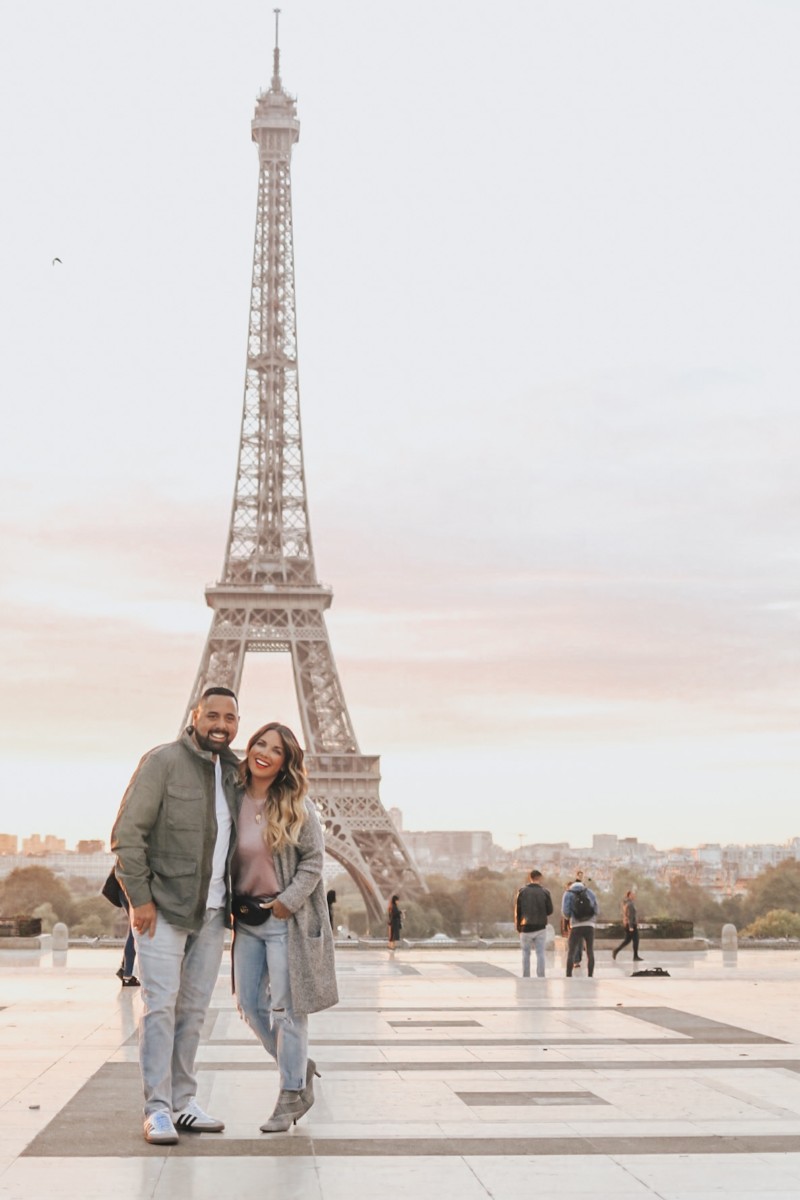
[183,21,426,929]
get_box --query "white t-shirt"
[207,758,232,909]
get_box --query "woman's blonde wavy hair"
[239,722,308,850]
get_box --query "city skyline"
[3,826,800,859]
[1,2,799,850]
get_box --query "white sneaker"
[144,1110,178,1144]
[173,1097,225,1133]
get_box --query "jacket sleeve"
[561,890,572,919]
[514,888,521,930]
[276,802,324,914]
[110,751,166,909]
[545,889,554,916]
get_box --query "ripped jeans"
[233,918,307,1091]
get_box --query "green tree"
[74,895,119,936]
[742,861,800,925]
[664,876,726,935]
[31,902,60,932]
[425,889,463,937]
[742,909,800,939]
[401,900,444,939]
[0,867,76,924]
[462,870,516,937]
[72,914,106,939]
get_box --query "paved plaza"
[3,942,800,1198]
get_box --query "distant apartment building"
[0,852,115,885]
[403,830,495,877]
[76,840,105,855]
[388,807,403,832]
[21,833,67,856]
[0,834,18,855]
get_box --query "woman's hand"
[271,899,292,920]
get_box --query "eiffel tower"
[183,15,426,928]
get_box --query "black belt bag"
[232,894,278,926]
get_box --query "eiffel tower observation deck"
[183,14,426,928]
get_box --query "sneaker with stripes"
[143,1110,178,1145]
[173,1098,225,1133]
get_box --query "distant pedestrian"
[101,867,139,987]
[561,869,585,967]
[562,877,599,977]
[387,895,403,948]
[326,889,336,930]
[612,889,643,962]
[117,890,140,987]
[514,869,553,977]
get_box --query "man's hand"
[271,899,292,920]
[132,902,158,938]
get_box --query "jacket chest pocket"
[166,787,204,829]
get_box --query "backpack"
[570,888,594,921]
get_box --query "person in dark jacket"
[514,869,553,977]
[387,895,403,948]
[111,686,241,1147]
[612,889,644,961]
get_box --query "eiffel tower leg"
[307,754,427,933]
[289,614,358,754]
[283,619,425,928]
[180,609,249,733]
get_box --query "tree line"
[4,859,800,940]
[329,860,800,940]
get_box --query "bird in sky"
[52,257,62,265]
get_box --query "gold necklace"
[246,791,268,824]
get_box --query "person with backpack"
[561,869,587,967]
[562,877,599,977]
[514,869,553,977]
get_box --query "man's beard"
[194,729,232,753]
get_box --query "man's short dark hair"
[529,869,542,881]
[198,686,238,705]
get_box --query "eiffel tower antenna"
[272,8,282,91]
[183,19,426,927]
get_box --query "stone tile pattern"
[5,947,800,1197]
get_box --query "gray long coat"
[238,798,338,1016]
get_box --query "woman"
[612,889,644,962]
[387,894,403,948]
[116,890,139,987]
[232,722,338,1133]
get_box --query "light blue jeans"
[233,918,307,1091]
[520,928,547,977]
[134,907,226,1115]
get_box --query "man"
[514,869,553,977]
[111,687,240,1145]
[561,869,585,967]
[562,874,599,977]
[612,889,644,962]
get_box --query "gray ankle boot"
[260,1089,305,1133]
[299,1058,321,1115]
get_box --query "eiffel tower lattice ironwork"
[183,18,426,927]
